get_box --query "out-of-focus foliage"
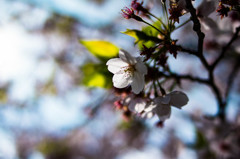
[80,40,119,60]
[81,63,112,88]
[80,40,119,88]
[38,139,71,159]
[0,87,8,103]
[121,21,163,49]
[79,40,120,88]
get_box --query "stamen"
[120,65,134,79]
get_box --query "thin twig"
[178,46,198,55]
[174,18,191,31]
[147,11,167,29]
[211,26,240,69]
[141,19,166,35]
[159,72,209,84]
[185,0,209,70]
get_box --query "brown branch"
[178,46,198,55]
[150,68,208,84]
[184,0,227,120]
[160,72,208,84]
[209,26,240,120]
[185,0,209,69]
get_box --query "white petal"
[123,96,132,106]
[119,50,136,65]
[146,112,154,118]
[135,101,147,113]
[153,103,171,121]
[169,91,189,108]
[141,111,154,119]
[200,17,219,31]
[154,96,170,105]
[128,97,146,112]
[135,57,147,75]
[128,102,135,112]
[112,73,132,88]
[144,102,156,112]
[131,72,145,94]
[197,0,218,17]
[106,58,128,74]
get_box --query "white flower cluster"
[127,91,188,121]
[107,50,189,121]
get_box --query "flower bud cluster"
[121,7,143,22]
[216,0,240,19]
[121,0,149,22]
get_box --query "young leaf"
[121,29,160,44]
[121,21,162,49]
[80,40,119,59]
[81,63,112,88]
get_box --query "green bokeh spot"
[80,40,119,60]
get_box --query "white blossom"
[106,50,147,94]
[137,91,189,121]
[153,91,189,121]
[197,0,218,17]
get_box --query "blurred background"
[0,0,240,159]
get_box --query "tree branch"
[185,0,209,70]
[211,26,240,69]
[160,72,208,84]
[178,46,198,55]
[184,0,228,120]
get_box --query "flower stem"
[174,18,191,30]
[163,2,169,27]
[147,11,167,30]
[156,80,166,95]
[153,81,158,97]
[141,19,165,36]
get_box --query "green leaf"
[80,40,119,59]
[122,29,160,43]
[38,139,70,157]
[121,26,162,49]
[0,88,7,103]
[84,73,106,88]
[121,29,141,40]
[142,20,162,37]
[81,63,112,88]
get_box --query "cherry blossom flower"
[137,91,189,121]
[120,94,153,118]
[106,50,147,94]
[152,91,189,121]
